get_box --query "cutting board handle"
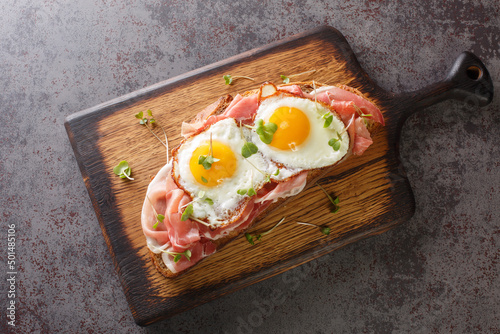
[397,51,493,118]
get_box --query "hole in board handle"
[466,65,482,81]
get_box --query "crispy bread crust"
[150,81,378,278]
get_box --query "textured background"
[1,1,499,333]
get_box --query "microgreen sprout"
[146,195,164,229]
[166,249,192,262]
[353,104,373,126]
[354,104,372,119]
[280,75,290,84]
[181,203,194,221]
[322,112,334,128]
[245,217,286,245]
[201,176,208,183]
[197,190,214,206]
[296,221,331,235]
[264,169,280,183]
[171,249,192,262]
[153,214,165,229]
[198,133,220,170]
[148,245,192,262]
[223,74,255,85]
[238,187,256,196]
[238,120,259,159]
[238,121,275,184]
[134,110,168,149]
[180,203,212,227]
[241,141,259,158]
[238,170,257,197]
[113,161,134,180]
[244,119,278,144]
[316,182,340,213]
[328,132,343,152]
[279,69,316,84]
[256,119,278,144]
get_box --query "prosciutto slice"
[307,86,384,125]
[181,95,233,138]
[278,84,303,96]
[162,239,217,274]
[181,94,260,138]
[256,171,308,203]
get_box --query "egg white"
[251,95,349,172]
[173,118,269,227]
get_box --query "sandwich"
[141,81,384,277]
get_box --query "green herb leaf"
[316,183,340,213]
[273,169,280,176]
[280,74,290,84]
[198,155,206,165]
[147,109,153,117]
[204,197,214,205]
[237,189,247,196]
[328,133,342,151]
[297,221,332,236]
[181,204,193,221]
[135,111,148,125]
[223,75,233,85]
[241,141,258,158]
[323,113,333,128]
[245,217,285,245]
[255,119,278,144]
[183,249,192,261]
[333,140,341,151]
[199,155,219,170]
[223,75,254,85]
[320,226,331,235]
[245,233,254,245]
[247,187,256,197]
[113,161,134,180]
[173,254,182,262]
[198,190,205,198]
[153,213,164,229]
[201,176,208,183]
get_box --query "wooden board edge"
[64,26,341,124]
[134,203,415,326]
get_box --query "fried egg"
[173,118,268,227]
[251,94,349,175]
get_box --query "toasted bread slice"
[148,81,380,278]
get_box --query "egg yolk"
[268,106,310,151]
[189,141,237,187]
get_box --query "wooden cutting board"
[64,26,493,326]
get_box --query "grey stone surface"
[1,1,499,333]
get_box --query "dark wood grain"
[64,26,493,326]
